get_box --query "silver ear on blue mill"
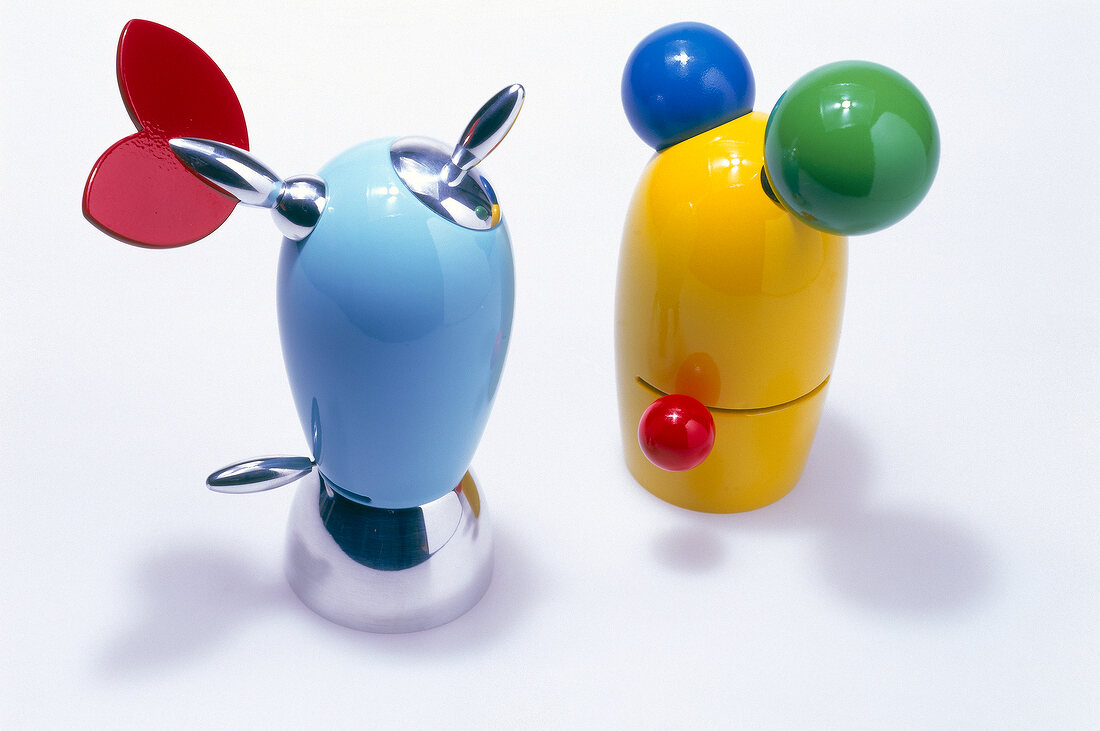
[85,19,523,632]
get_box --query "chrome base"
[285,471,492,633]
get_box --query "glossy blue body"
[621,22,756,150]
[277,138,514,509]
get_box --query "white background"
[1,0,1097,727]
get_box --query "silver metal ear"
[441,84,525,187]
[169,138,327,241]
[206,455,315,493]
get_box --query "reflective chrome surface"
[390,83,524,230]
[169,137,327,241]
[442,84,525,187]
[206,455,315,493]
[169,137,281,206]
[273,174,327,241]
[391,137,499,230]
[285,471,492,632]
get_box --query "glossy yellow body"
[616,113,848,512]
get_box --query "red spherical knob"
[638,394,716,472]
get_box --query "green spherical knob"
[763,61,939,235]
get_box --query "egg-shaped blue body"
[277,138,514,509]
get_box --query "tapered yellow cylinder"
[616,113,847,512]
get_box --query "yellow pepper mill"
[618,23,939,513]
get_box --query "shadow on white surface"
[818,508,994,614]
[787,413,998,615]
[651,526,728,573]
[650,413,998,615]
[96,527,542,675]
[96,543,293,678]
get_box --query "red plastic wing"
[82,19,249,248]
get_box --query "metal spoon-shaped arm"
[170,138,283,207]
[443,84,525,186]
[206,455,315,494]
[169,138,327,241]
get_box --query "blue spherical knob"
[622,22,755,150]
